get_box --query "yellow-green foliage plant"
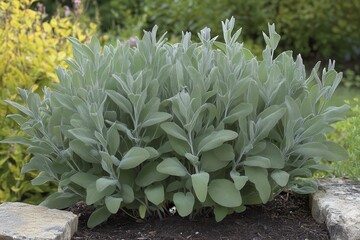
[0,0,96,203]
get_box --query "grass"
[323,86,360,180]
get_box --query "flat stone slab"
[311,178,360,240]
[0,202,78,240]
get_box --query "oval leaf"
[271,170,289,187]
[144,183,165,205]
[208,179,242,207]
[121,184,135,204]
[242,156,271,168]
[119,147,150,169]
[105,196,123,214]
[156,157,188,177]
[198,130,238,153]
[214,206,228,222]
[142,112,172,127]
[230,171,248,190]
[139,205,147,219]
[87,206,112,228]
[70,172,99,189]
[161,122,188,142]
[244,166,271,203]
[191,172,209,202]
[96,177,118,192]
[135,161,168,187]
[173,192,195,217]
[40,192,80,209]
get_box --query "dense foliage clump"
[0,0,96,203]
[2,18,348,227]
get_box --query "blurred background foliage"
[0,0,359,203]
[43,0,360,64]
[0,0,96,203]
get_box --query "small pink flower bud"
[129,37,137,48]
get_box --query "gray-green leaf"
[173,192,195,217]
[198,130,238,153]
[244,166,271,203]
[270,170,289,187]
[156,157,188,176]
[142,112,172,128]
[105,196,123,214]
[135,161,168,187]
[191,172,209,202]
[87,206,112,228]
[144,183,164,205]
[161,122,188,142]
[119,147,150,169]
[208,179,242,207]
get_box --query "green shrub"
[326,99,360,180]
[89,0,360,62]
[1,18,348,227]
[0,0,97,203]
[342,66,360,89]
[268,0,360,61]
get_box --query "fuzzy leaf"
[145,183,164,205]
[86,182,115,205]
[68,128,98,145]
[31,171,54,185]
[121,184,135,203]
[168,136,190,156]
[256,106,286,141]
[87,206,112,228]
[96,177,118,192]
[0,136,33,145]
[208,179,242,207]
[139,205,147,219]
[69,140,99,163]
[173,192,195,217]
[242,156,271,168]
[135,161,168,187]
[5,100,34,117]
[105,196,123,214]
[106,90,132,115]
[198,130,238,153]
[214,206,228,222]
[40,192,80,209]
[201,144,234,172]
[161,122,188,142]
[107,124,120,155]
[70,172,99,189]
[119,147,150,169]
[258,142,285,169]
[142,112,172,127]
[230,171,248,190]
[191,172,209,202]
[156,157,188,176]
[223,103,253,124]
[244,166,271,203]
[270,170,289,187]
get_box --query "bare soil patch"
[71,192,329,240]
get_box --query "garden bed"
[71,192,329,240]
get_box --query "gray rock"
[310,178,360,240]
[0,202,78,240]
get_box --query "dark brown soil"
[71,192,329,240]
